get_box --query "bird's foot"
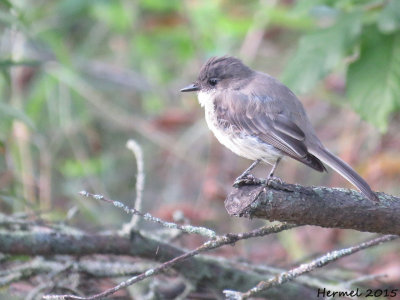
[233,174,262,187]
[264,176,294,192]
[266,175,283,186]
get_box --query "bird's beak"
[180,83,200,92]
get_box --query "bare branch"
[0,226,314,299]
[42,223,296,300]
[4,181,397,299]
[0,257,157,287]
[225,181,400,235]
[224,235,398,299]
[123,139,145,231]
[79,191,216,238]
[225,260,354,293]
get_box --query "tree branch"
[77,190,216,238]
[43,223,297,300]
[224,234,398,299]
[0,227,314,299]
[225,181,400,234]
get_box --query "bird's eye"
[208,78,218,86]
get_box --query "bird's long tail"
[309,147,378,202]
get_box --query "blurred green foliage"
[0,0,399,216]
[282,0,400,131]
[1,1,399,298]
[347,26,400,132]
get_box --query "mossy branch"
[225,181,400,235]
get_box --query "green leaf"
[281,11,362,94]
[378,0,400,34]
[346,27,400,131]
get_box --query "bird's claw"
[233,174,262,187]
[266,175,283,186]
[264,176,294,192]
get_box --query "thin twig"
[79,191,217,238]
[27,283,84,300]
[43,222,296,300]
[0,257,158,287]
[225,259,352,293]
[124,139,145,230]
[224,235,398,299]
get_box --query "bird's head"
[180,56,253,93]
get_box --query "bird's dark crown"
[198,56,253,83]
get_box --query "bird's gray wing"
[215,90,326,172]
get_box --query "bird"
[180,56,378,202]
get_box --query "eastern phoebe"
[181,56,378,202]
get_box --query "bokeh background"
[1,0,400,299]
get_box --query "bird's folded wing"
[215,91,326,172]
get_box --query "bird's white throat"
[197,90,215,108]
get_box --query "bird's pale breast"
[198,91,282,165]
